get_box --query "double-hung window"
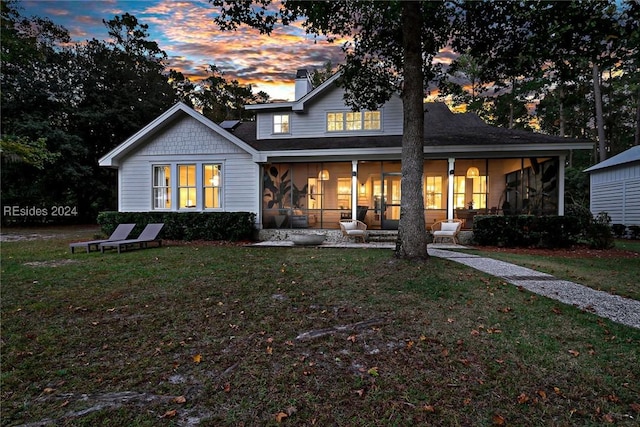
[203,164,222,209]
[153,165,171,209]
[273,114,290,134]
[178,164,197,209]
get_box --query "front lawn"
[1,231,639,426]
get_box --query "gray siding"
[590,163,640,226]
[256,87,404,140]
[117,116,259,217]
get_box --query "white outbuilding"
[585,145,640,226]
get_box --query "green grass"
[1,229,639,426]
[460,240,640,300]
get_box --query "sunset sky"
[19,0,351,100]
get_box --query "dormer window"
[327,110,381,132]
[273,114,290,134]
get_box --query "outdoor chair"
[430,219,462,244]
[339,219,368,243]
[69,223,136,253]
[99,223,164,254]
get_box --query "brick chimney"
[294,69,313,101]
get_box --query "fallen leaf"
[606,394,619,402]
[406,340,414,349]
[602,413,614,423]
[354,389,365,397]
[223,383,231,392]
[493,414,506,425]
[553,387,562,395]
[517,393,529,404]
[441,348,449,357]
[60,400,69,407]
[162,409,177,418]
[43,387,55,394]
[447,318,455,323]
[347,334,357,343]
[537,390,547,399]
[367,367,379,377]
[193,353,202,364]
[174,395,186,404]
[630,403,640,413]
[266,346,273,355]
[463,398,472,405]
[471,330,480,336]
[275,412,288,422]
[552,307,562,314]
[423,404,436,413]
[568,349,580,357]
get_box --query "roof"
[584,145,640,173]
[99,103,259,167]
[230,102,594,155]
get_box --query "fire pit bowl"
[290,233,326,246]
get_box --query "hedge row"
[472,215,584,248]
[97,211,256,241]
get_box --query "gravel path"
[429,248,640,329]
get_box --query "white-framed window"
[203,164,222,209]
[178,164,197,209]
[273,114,290,134]
[345,112,362,131]
[153,165,171,209]
[327,110,381,132]
[364,111,381,130]
[327,112,344,131]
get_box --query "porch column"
[447,157,455,220]
[352,160,358,219]
[558,154,566,216]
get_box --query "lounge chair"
[430,219,462,244]
[69,223,136,253]
[99,223,164,254]
[339,219,368,243]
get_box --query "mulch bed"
[473,245,640,259]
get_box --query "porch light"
[466,166,480,178]
[318,169,330,181]
[360,183,366,195]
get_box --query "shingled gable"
[98,102,259,167]
[230,102,593,153]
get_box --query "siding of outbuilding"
[117,116,259,217]
[589,163,640,226]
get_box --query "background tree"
[212,0,453,260]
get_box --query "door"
[381,173,401,229]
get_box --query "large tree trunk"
[592,63,607,161]
[395,1,427,260]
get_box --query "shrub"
[97,211,256,241]
[472,215,580,248]
[611,224,627,238]
[584,212,614,249]
[629,225,640,240]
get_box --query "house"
[99,69,594,232]
[584,145,640,227]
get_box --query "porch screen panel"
[153,165,171,209]
[424,176,443,209]
[472,176,488,209]
[453,176,466,209]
